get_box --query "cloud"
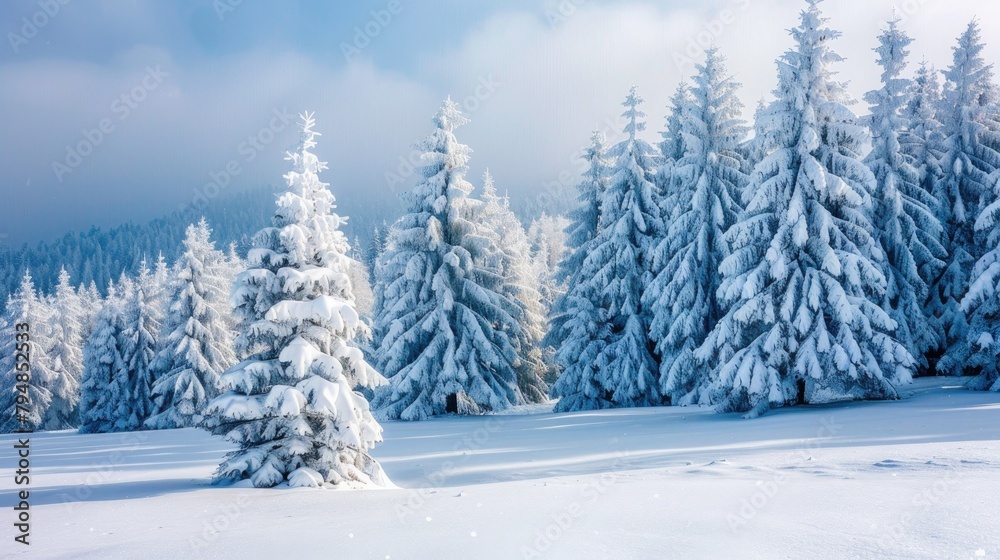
[2,0,999,245]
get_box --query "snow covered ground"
[2,377,999,559]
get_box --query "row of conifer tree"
[3,2,1000,485]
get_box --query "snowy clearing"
[2,376,999,559]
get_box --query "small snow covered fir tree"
[660,83,691,164]
[204,113,388,488]
[863,19,946,374]
[962,182,1000,392]
[931,21,1000,376]
[739,99,772,176]
[120,268,161,430]
[697,0,913,417]
[901,61,946,221]
[372,99,524,419]
[0,271,55,433]
[477,170,551,403]
[527,213,570,313]
[146,220,237,429]
[645,48,748,405]
[545,130,609,358]
[549,86,663,412]
[43,268,85,429]
[79,283,129,434]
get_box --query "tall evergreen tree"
[43,268,84,429]
[698,0,913,417]
[477,170,551,403]
[558,130,608,284]
[658,83,695,219]
[931,20,1000,375]
[901,61,946,210]
[527,213,570,312]
[645,48,748,405]
[660,82,692,163]
[146,221,237,429]
[79,283,128,434]
[0,271,55,433]
[120,269,161,430]
[545,130,609,355]
[204,113,387,488]
[372,99,524,420]
[740,99,771,176]
[550,86,663,412]
[962,183,1000,392]
[863,19,945,374]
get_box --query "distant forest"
[0,186,397,308]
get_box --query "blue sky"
[2,0,998,245]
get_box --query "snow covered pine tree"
[43,268,85,429]
[549,86,663,412]
[697,0,913,417]
[930,21,1000,376]
[863,18,945,375]
[0,271,55,433]
[79,282,129,434]
[645,47,748,406]
[146,220,237,429]
[476,170,551,403]
[372,99,524,420]
[962,176,1000,392]
[544,130,609,360]
[204,113,388,488]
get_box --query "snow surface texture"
[1,377,997,559]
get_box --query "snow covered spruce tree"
[863,19,946,375]
[930,21,1000,376]
[79,282,129,434]
[527,213,570,312]
[901,61,946,223]
[43,268,85,429]
[146,220,237,429]
[645,48,748,405]
[372,99,524,420]
[549,86,663,412]
[660,83,691,165]
[556,130,608,287]
[477,170,551,402]
[0,271,55,433]
[656,83,694,219]
[741,99,772,176]
[545,130,610,357]
[697,0,913,417]
[204,113,388,488]
[961,183,1000,392]
[119,266,162,430]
